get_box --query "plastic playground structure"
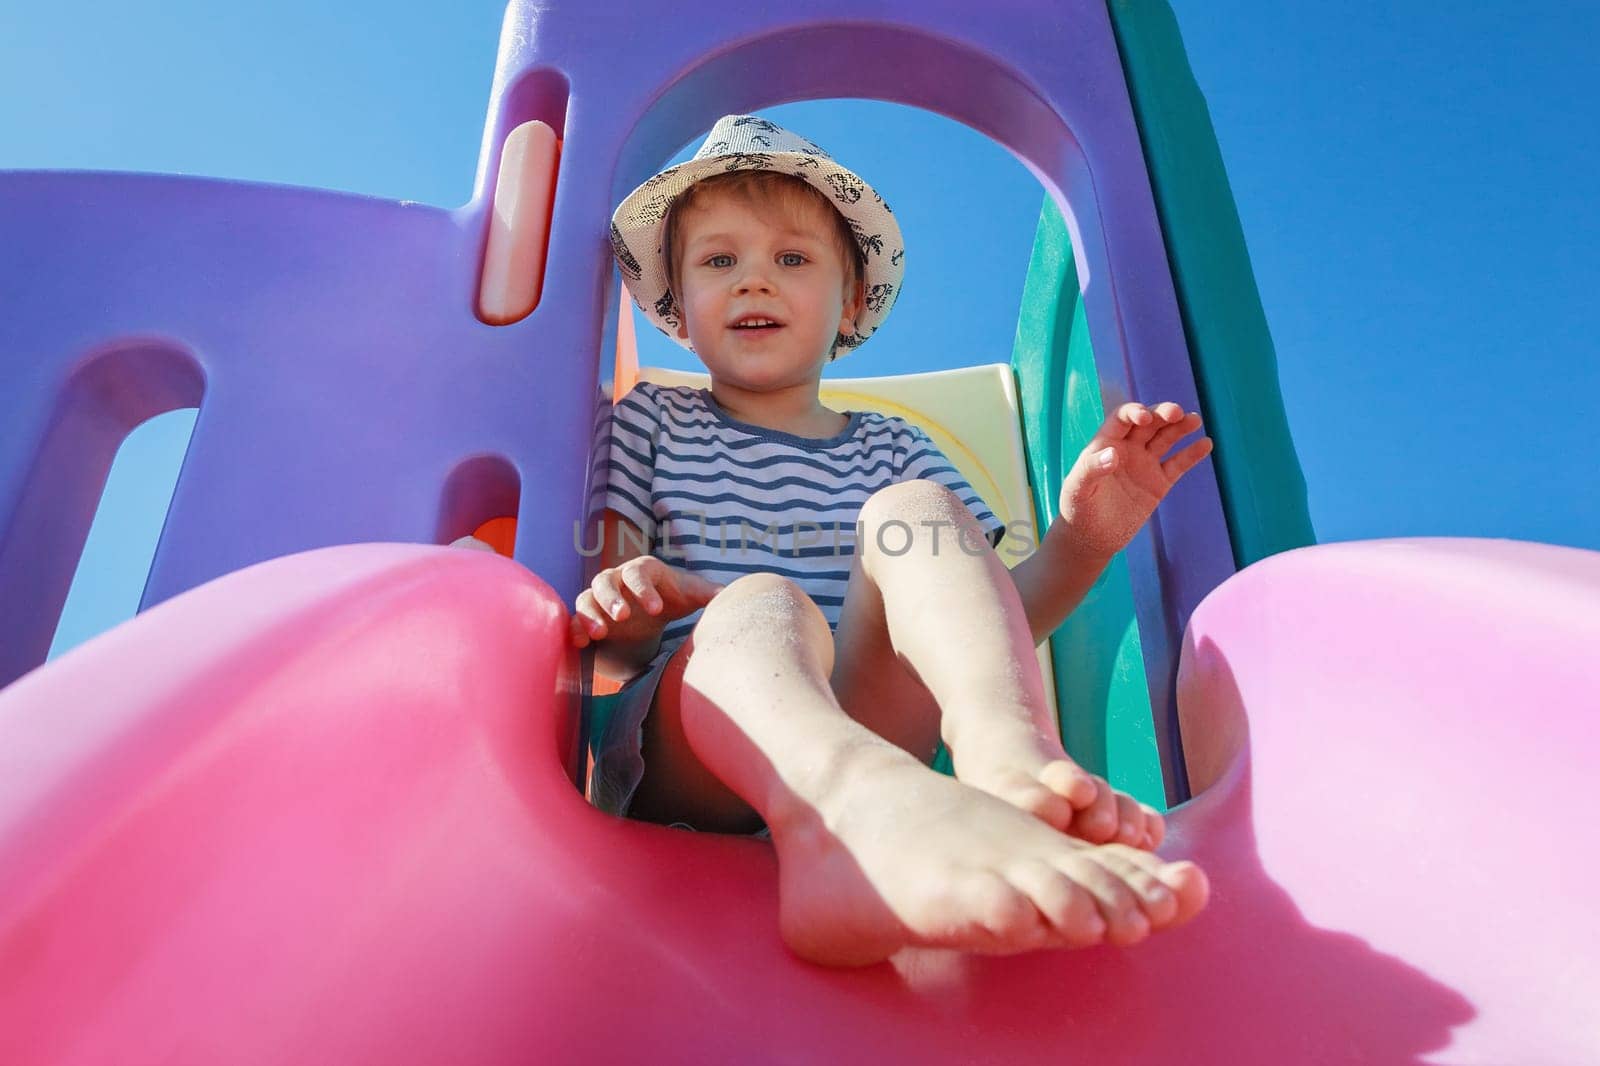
[1,1,1595,1063]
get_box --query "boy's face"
[671,190,864,394]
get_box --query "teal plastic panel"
[1010,204,1165,809]
[1107,0,1316,567]
[1003,1,1318,807]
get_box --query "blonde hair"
[663,171,866,349]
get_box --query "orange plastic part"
[470,516,518,557]
[477,120,561,325]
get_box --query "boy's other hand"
[1056,401,1213,559]
[570,556,724,648]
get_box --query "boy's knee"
[694,572,831,646]
[857,479,968,559]
[719,570,802,597]
[861,478,962,523]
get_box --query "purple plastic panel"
[0,0,1234,770]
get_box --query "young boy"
[575,114,1212,967]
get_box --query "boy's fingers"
[1160,436,1214,482]
[1086,446,1118,475]
[590,569,628,620]
[618,564,662,613]
[1106,401,1187,438]
[1102,403,1145,440]
[1123,403,1164,445]
[1148,412,1203,454]
[573,591,608,638]
[1118,402,1153,426]
[671,569,725,604]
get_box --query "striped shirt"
[597,381,1006,645]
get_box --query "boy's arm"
[1005,399,1213,645]
[1005,519,1116,647]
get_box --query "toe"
[1061,852,1149,946]
[1141,806,1166,849]
[1070,778,1119,843]
[1008,861,1106,948]
[1092,845,1180,927]
[1038,760,1098,809]
[1112,792,1146,847]
[1016,779,1076,832]
[1109,909,1150,947]
[964,871,1053,952]
[1159,861,1211,926]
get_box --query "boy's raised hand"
[1056,402,1214,560]
[569,556,724,648]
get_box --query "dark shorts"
[586,636,956,837]
[586,638,772,839]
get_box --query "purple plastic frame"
[0,1,1232,795]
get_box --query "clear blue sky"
[4,0,1595,659]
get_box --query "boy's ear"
[840,275,865,332]
[667,287,690,341]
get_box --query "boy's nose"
[733,271,776,295]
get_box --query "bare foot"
[945,712,1166,849]
[769,743,1207,967]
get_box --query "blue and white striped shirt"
[598,381,1005,646]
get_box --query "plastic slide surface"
[0,538,1595,1064]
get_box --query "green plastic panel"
[1107,0,1316,567]
[1010,205,1165,810]
[1004,1,1318,807]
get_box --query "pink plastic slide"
[1,537,1595,1064]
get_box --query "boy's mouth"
[728,315,785,333]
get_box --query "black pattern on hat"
[633,191,677,225]
[824,172,864,205]
[846,218,884,259]
[654,290,680,329]
[719,152,775,172]
[640,167,680,190]
[610,222,642,281]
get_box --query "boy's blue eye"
[780,252,807,266]
[707,254,734,268]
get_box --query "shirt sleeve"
[600,382,660,535]
[899,424,1008,550]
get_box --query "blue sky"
[4,0,1595,659]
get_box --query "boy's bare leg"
[632,570,1206,967]
[829,479,1160,844]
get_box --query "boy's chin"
[700,354,827,388]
